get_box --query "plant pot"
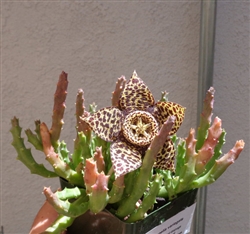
[60,178,197,234]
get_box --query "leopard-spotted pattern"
[152,102,185,135]
[111,140,142,178]
[83,71,186,177]
[83,107,123,142]
[122,110,159,146]
[154,139,175,171]
[118,71,154,112]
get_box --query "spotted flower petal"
[119,71,155,112]
[154,139,175,171]
[83,71,186,178]
[110,140,142,178]
[83,107,123,142]
[152,102,185,135]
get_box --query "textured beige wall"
[1,1,249,234]
[205,2,250,234]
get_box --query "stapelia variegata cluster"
[82,71,185,178]
[10,71,245,233]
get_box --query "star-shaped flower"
[83,71,185,178]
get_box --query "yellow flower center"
[122,110,159,146]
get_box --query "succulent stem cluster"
[10,72,244,234]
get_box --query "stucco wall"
[1,1,249,234]
[205,2,250,234]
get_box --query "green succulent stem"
[123,169,139,197]
[93,146,105,173]
[58,141,74,169]
[195,117,223,176]
[109,175,125,204]
[191,140,244,188]
[175,129,197,193]
[34,120,42,141]
[40,122,84,187]
[43,187,89,217]
[162,170,176,199]
[175,139,186,176]
[10,117,57,178]
[55,187,86,200]
[126,173,162,223]
[72,132,88,169]
[115,159,153,218]
[202,130,226,175]
[93,136,112,174]
[157,185,168,198]
[75,89,85,126]
[25,128,43,151]
[43,215,75,234]
[196,87,215,151]
[89,173,110,214]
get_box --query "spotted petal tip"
[154,139,175,172]
[132,70,138,78]
[110,140,142,178]
[153,102,185,135]
[119,71,155,111]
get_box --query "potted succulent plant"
[11,71,244,234]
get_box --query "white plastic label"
[146,203,196,234]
